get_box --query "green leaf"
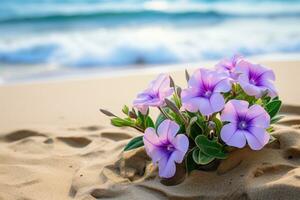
[173,91,182,108]
[266,100,282,118]
[271,115,284,124]
[169,76,175,88]
[192,148,215,165]
[124,136,144,151]
[100,109,117,117]
[185,149,198,174]
[155,113,167,130]
[165,99,181,116]
[212,117,223,136]
[195,135,227,159]
[186,116,197,137]
[135,117,142,127]
[122,105,129,115]
[262,96,271,104]
[189,123,203,141]
[145,116,155,128]
[111,118,134,127]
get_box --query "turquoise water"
[0,0,300,82]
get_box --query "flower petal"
[259,79,278,98]
[157,119,180,142]
[213,78,232,93]
[181,87,199,101]
[159,88,174,100]
[221,100,248,123]
[158,154,176,178]
[247,105,270,128]
[221,125,247,148]
[238,76,261,97]
[181,97,201,113]
[210,93,225,113]
[143,128,165,163]
[245,127,270,150]
[170,150,186,163]
[188,69,203,88]
[172,134,189,154]
[135,105,149,115]
[220,123,237,143]
[260,69,275,81]
[235,60,250,75]
[198,97,214,116]
[150,74,170,92]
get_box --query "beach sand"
[0,60,300,199]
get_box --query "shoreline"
[1,53,300,85]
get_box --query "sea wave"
[1,19,300,67]
[1,10,300,25]
[1,0,300,25]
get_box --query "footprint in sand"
[100,132,132,141]
[1,130,46,142]
[67,125,103,132]
[56,137,91,148]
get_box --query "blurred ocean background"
[1,0,300,83]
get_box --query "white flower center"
[250,79,257,85]
[204,90,212,97]
[166,144,175,151]
[238,121,248,130]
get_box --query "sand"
[0,60,300,200]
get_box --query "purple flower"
[220,100,270,150]
[181,68,231,116]
[133,74,173,114]
[215,54,243,80]
[143,119,189,178]
[236,60,277,98]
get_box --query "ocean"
[0,0,300,83]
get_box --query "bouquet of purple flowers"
[101,55,282,179]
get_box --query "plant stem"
[130,125,144,133]
[232,83,237,97]
[159,107,173,120]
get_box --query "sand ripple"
[1,116,300,200]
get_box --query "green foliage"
[99,109,117,117]
[165,99,187,126]
[186,116,197,137]
[212,117,223,137]
[185,149,198,174]
[195,135,228,159]
[155,113,167,130]
[124,136,144,151]
[232,84,256,105]
[192,148,215,165]
[265,99,282,118]
[145,116,155,128]
[137,111,155,129]
[111,117,134,127]
[122,105,129,115]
